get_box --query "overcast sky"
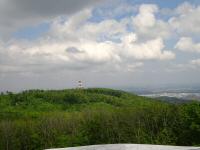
[0,0,200,91]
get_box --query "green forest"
[0,88,200,150]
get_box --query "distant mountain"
[155,96,191,104]
[138,92,200,103]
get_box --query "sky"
[0,0,200,91]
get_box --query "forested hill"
[0,88,200,150]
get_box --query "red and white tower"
[78,80,83,89]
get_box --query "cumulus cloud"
[169,2,200,35]
[131,2,200,40]
[1,1,185,78]
[121,34,175,60]
[0,0,104,37]
[175,1,195,14]
[175,37,200,53]
[0,6,176,75]
[132,4,171,39]
[133,4,158,28]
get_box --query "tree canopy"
[0,88,200,150]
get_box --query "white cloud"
[121,34,175,60]
[190,59,200,66]
[131,2,200,40]
[169,2,200,35]
[49,9,128,43]
[132,4,171,39]
[126,62,143,72]
[175,1,195,14]
[0,3,175,75]
[175,37,200,53]
[133,4,158,28]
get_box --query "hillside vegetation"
[0,88,200,150]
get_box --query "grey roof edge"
[45,144,200,150]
